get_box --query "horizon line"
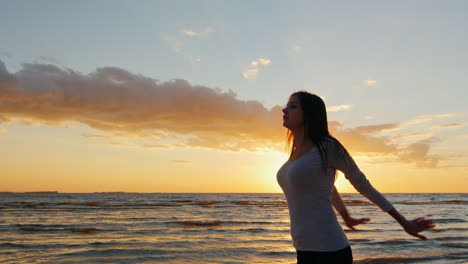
[0,191,466,194]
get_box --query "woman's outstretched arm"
[327,138,435,239]
[388,208,435,240]
[332,186,370,230]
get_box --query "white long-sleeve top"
[277,139,394,251]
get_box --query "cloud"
[390,131,434,141]
[81,133,107,139]
[363,80,377,86]
[182,26,216,37]
[441,134,468,144]
[402,113,459,127]
[0,60,457,168]
[170,160,192,164]
[329,121,398,154]
[205,26,216,33]
[353,123,401,134]
[38,56,58,63]
[327,104,353,112]
[258,58,271,65]
[105,141,133,148]
[329,122,443,168]
[397,139,440,168]
[0,60,283,152]
[189,56,201,64]
[162,35,184,54]
[182,29,198,37]
[0,115,9,124]
[435,123,464,129]
[291,44,302,53]
[143,144,169,149]
[163,26,216,63]
[242,58,271,79]
[241,68,259,79]
[0,51,13,59]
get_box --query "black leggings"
[297,245,353,264]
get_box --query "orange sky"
[0,64,467,193]
[1,118,466,193]
[1,2,467,193]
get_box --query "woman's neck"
[292,128,314,151]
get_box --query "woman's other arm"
[332,186,370,230]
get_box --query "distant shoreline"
[0,191,466,194]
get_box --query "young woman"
[276,91,435,264]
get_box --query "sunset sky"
[1,1,467,193]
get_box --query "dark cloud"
[0,115,9,124]
[38,56,58,63]
[329,121,398,153]
[397,139,440,168]
[332,123,443,167]
[0,51,13,59]
[0,60,446,167]
[0,60,283,151]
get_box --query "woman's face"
[282,95,304,130]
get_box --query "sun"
[334,171,354,193]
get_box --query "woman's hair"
[286,90,355,171]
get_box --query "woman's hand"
[388,208,436,240]
[402,217,436,240]
[343,216,370,230]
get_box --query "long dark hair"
[286,90,356,171]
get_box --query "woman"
[276,91,435,263]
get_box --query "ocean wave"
[344,200,373,206]
[355,255,441,263]
[396,200,468,205]
[377,239,416,245]
[197,200,215,206]
[233,200,287,207]
[0,242,29,248]
[445,227,468,232]
[344,228,387,233]
[166,220,278,228]
[59,248,168,257]
[238,228,268,233]
[260,250,294,257]
[2,193,466,263]
[16,197,465,210]
[433,236,468,241]
[430,218,466,223]
[8,198,371,209]
[348,238,373,242]
[70,227,97,234]
[63,201,102,206]
[442,242,468,248]
[446,252,468,259]
[170,199,193,203]
[2,202,46,208]
[167,220,224,227]
[0,242,90,250]
[225,220,277,226]
[16,224,98,234]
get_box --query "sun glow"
[334,171,354,193]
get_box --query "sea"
[0,193,466,264]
